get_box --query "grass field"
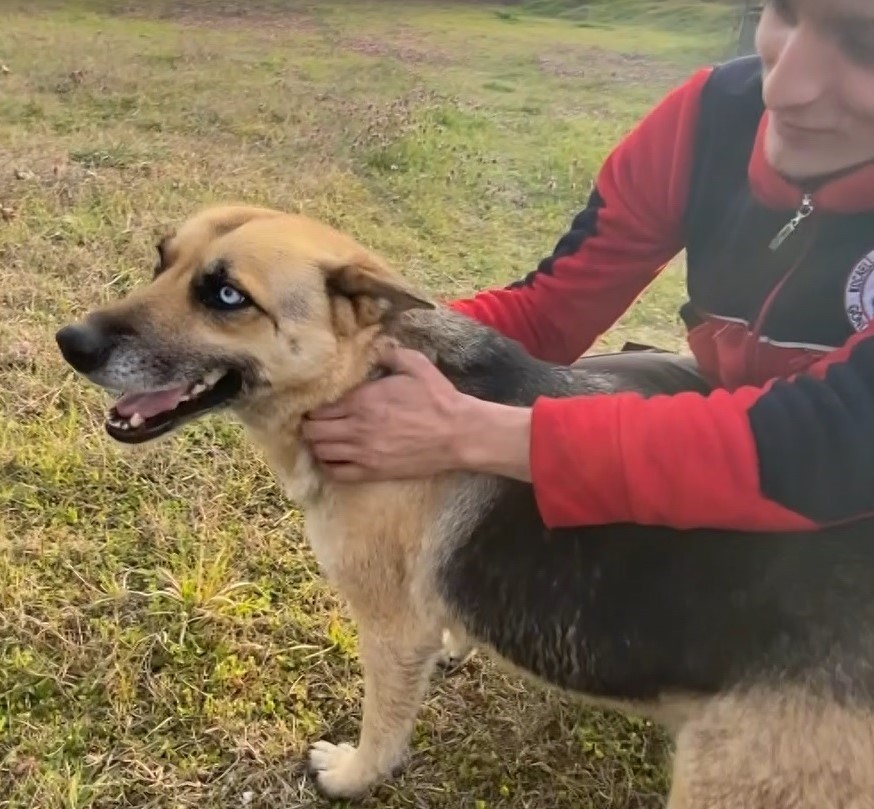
[0,2,739,807]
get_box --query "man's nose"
[761,23,831,112]
[55,322,113,374]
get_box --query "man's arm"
[522,325,874,531]
[448,67,714,365]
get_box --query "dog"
[55,204,874,808]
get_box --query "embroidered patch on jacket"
[844,249,874,332]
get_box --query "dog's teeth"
[190,383,207,397]
[179,394,191,402]
[129,412,144,428]
[109,417,125,428]
[204,369,223,386]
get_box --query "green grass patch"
[523,0,740,34]
[0,1,717,805]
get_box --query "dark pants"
[569,343,713,398]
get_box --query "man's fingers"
[301,416,357,444]
[309,442,360,464]
[307,396,358,421]
[375,340,435,377]
[321,461,369,483]
[307,402,350,420]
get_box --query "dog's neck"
[232,303,566,507]
[233,340,393,505]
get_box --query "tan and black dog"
[55,204,874,808]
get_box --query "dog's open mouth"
[105,369,243,444]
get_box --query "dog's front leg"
[308,625,441,800]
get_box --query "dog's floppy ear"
[324,258,435,330]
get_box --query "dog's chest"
[272,446,321,503]
[262,450,345,578]
[301,507,347,581]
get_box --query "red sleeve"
[447,66,714,365]
[528,324,874,531]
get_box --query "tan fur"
[63,204,874,807]
[669,688,874,809]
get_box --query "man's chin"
[765,133,813,180]
[764,128,869,185]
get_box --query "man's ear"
[324,259,435,329]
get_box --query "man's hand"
[302,341,470,482]
[301,340,534,483]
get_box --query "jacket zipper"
[747,193,819,379]
[768,192,815,251]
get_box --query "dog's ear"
[324,259,435,330]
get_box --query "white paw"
[308,740,377,800]
[436,627,476,671]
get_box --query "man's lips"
[772,118,833,138]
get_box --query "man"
[302,0,874,533]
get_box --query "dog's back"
[391,306,874,806]
[393,306,874,705]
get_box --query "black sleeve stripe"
[749,336,874,523]
[506,187,605,290]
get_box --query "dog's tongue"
[114,384,188,419]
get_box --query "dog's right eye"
[216,285,248,308]
[198,279,252,311]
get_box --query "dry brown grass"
[0,2,732,806]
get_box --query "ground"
[0,2,738,807]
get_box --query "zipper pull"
[769,193,815,251]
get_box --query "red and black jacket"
[448,55,874,533]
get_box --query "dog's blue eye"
[194,269,253,312]
[217,285,247,307]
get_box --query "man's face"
[756,0,874,181]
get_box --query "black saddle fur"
[393,308,874,706]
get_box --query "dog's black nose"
[55,323,111,374]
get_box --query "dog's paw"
[436,627,476,673]
[308,740,379,800]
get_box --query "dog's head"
[55,204,434,445]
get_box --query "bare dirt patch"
[109,0,321,31]
[538,45,688,89]
[110,2,454,67]
[344,35,455,67]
